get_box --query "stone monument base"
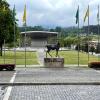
[44,58,64,68]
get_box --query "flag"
[76,6,79,24]
[97,5,99,22]
[23,4,26,24]
[84,6,89,22]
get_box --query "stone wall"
[44,58,64,68]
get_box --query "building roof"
[21,31,58,38]
[21,31,58,34]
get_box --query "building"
[20,31,58,47]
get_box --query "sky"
[7,0,100,28]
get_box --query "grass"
[51,50,98,65]
[0,51,39,65]
[0,50,99,66]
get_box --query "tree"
[64,36,79,48]
[64,37,73,48]
[95,43,100,53]
[55,26,62,32]
[49,28,55,32]
[83,43,88,53]
[33,26,44,31]
[0,0,19,56]
[90,45,95,55]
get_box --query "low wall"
[44,58,64,68]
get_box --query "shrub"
[88,62,100,68]
[84,43,88,53]
[89,46,95,54]
[75,44,83,51]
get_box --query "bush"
[84,43,88,53]
[75,45,79,50]
[89,46,95,54]
[88,62,100,68]
[75,43,89,53]
[75,44,83,51]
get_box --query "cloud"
[7,0,100,27]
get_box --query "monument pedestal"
[44,58,64,68]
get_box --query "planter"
[44,58,64,68]
[88,62,100,68]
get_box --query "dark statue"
[46,42,60,57]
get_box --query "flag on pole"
[75,6,80,66]
[13,5,16,65]
[23,4,26,25]
[97,5,99,22]
[76,6,79,24]
[84,6,89,22]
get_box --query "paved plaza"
[1,68,100,84]
[0,67,100,100]
[8,85,100,100]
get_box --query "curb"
[15,65,88,68]
[0,82,100,86]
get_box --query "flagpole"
[78,5,79,67]
[3,6,6,64]
[4,39,5,64]
[13,5,16,65]
[98,5,100,61]
[25,24,26,68]
[24,4,27,68]
[88,5,89,63]
[76,6,80,67]
[23,4,27,68]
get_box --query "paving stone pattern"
[14,68,100,83]
[0,71,15,83]
[0,86,7,100]
[1,68,100,100]
[9,85,100,100]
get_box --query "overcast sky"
[7,0,100,28]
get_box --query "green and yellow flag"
[97,5,99,22]
[84,6,89,22]
[23,4,26,24]
[76,6,79,24]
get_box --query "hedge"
[88,62,100,68]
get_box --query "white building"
[21,31,58,47]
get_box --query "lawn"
[0,51,39,65]
[51,50,98,65]
[0,50,99,65]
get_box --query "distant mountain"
[18,25,100,36]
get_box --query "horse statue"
[46,42,60,57]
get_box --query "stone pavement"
[0,68,100,84]
[11,68,100,84]
[8,85,100,100]
[0,71,14,83]
[0,86,7,100]
[0,67,100,100]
